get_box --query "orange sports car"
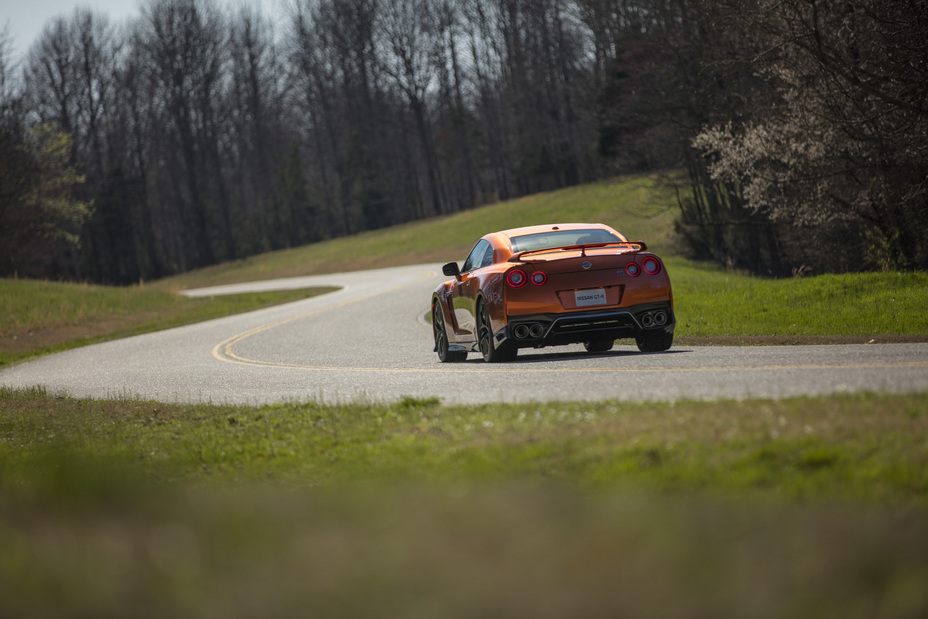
[431,223,674,362]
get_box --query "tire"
[584,338,615,353]
[477,300,517,363]
[433,303,467,362]
[635,329,674,353]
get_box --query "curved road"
[2,264,927,405]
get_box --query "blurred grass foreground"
[2,174,928,616]
[2,388,927,618]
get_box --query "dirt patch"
[0,324,115,355]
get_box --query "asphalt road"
[3,264,928,405]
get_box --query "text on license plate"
[575,289,607,307]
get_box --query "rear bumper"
[504,302,674,348]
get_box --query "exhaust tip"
[513,324,530,339]
[654,311,667,326]
[641,313,655,328]
[529,323,545,338]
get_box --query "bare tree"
[22,9,120,178]
[138,0,234,267]
[377,0,448,215]
[461,0,513,200]
[228,4,292,252]
[0,26,35,277]
[25,18,80,137]
[288,0,397,233]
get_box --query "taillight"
[625,263,640,277]
[642,257,661,275]
[507,269,527,287]
[531,271,547,285]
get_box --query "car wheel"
[635,330,673,353]
[477,300,517,363]
[583,338,615,353]
[433,303,466,362]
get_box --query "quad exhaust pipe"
[512,323,547,340]
[640,310,668,329]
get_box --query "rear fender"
[478,285,510,347]
[432,289,456,331]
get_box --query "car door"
[450,239,494,341]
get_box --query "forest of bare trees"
[1,0,926,283]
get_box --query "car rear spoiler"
[508,241,648,262]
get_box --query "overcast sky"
[1,0,287,60]
[2,0,139,58]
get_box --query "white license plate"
[575,289,607,307]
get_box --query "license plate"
[575,289,607,307]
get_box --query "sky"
[1,0,286,60]
[2,0,142,58]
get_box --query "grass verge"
[0,279,338,368]
[2,388,927,617]
[4,389,926,501]
[670,259,928,343]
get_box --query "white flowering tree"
[688,0,928,272]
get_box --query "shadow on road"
[459,348,689,366]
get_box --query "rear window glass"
[510,229,623,253]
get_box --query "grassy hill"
[149,174,679,291]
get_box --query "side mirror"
[442,262,461,278]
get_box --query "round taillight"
[507,269,527,287]
[625,263,640,277]
[531,271,547,285]
[642,257,661,275]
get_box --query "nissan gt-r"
[431,223,674,362]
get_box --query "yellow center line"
[212,270,437,366]
[212,270,928,375]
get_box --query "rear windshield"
[510,228,623,253]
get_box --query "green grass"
[0,279,338,367]
[671,260,928,341]
[2,388,927,617]
[4,388,926,503]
